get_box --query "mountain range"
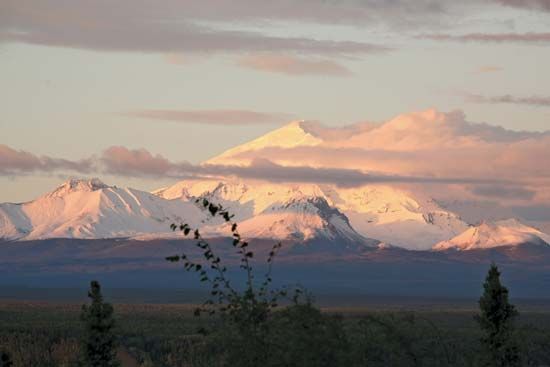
[1,111,549,296]
[2,113,549,252]
[1,177,548,253]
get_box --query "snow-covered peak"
[206,120,322,166]
[0,179,206,240]
[46,178,110,198]
[433,219,550,251]
[154,179,467,250]
[156,179,328,218]
[321,185,468,250]
[236,194,371,245]
[155,178,372,245]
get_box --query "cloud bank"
[3,109,548,199]
[4,0,543,57]
[238,54,352,76]
[101,146,172,177]
[0,0,388,56]
[0,144,93,176]
[465,93,550,107]
[125,109,291,125]
[99,147,500,187]
[420,32,550,43]
[496,0,550,11]
[0,143,505,188]
[205,109,550,205]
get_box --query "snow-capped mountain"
[1,110,546,251]
[319,185,468,250]
[4,177,543,252]
[155,180,375,247]
[0,178,374,249]
[433,219,550,251]
[0,178,206,240]
[155,180,468,250]
[236,196,371,245]
[206,120,323,166]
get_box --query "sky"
[1,0,550,203]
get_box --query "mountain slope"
[0,179,206,240]
[433,219,550,251]
[156,179,468,250]
[0,178,374,250]
[206,120,322,166]
[156,180,376,248]
[236,196,372,245]
[320,185,468,250]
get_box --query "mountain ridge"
[433,219,550,251]
[1,177,547,253]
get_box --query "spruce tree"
[476,263,520,367]
[80,280,120,367]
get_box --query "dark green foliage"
[3,301,550,366]
[265,303,349,367]
[0,332,66,367]
[516,323,550,366]
[80,281,120,367]
[348,312,479,367]
[203,301,349,367]
[209,304,271,366]
[475,263,520,366]
[0,351,13,367]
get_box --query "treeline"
[1,275,550,366]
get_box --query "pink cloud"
[495,0,550,11]
[238,54,352,76]
[209,110,550,190]
[3,109,549,205]
[124,109,291,125]
[419,32,550,43]
[98,146,497,187]
[0,144,93,175]
[465,93,550,107]
[101,146,172,176]
[0,0,388,56]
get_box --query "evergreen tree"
[0,351,13,367]
[475,263,520,367]
[80,280,120,367]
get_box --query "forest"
[1,291,550,366]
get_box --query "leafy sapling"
[166,197,301,317]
